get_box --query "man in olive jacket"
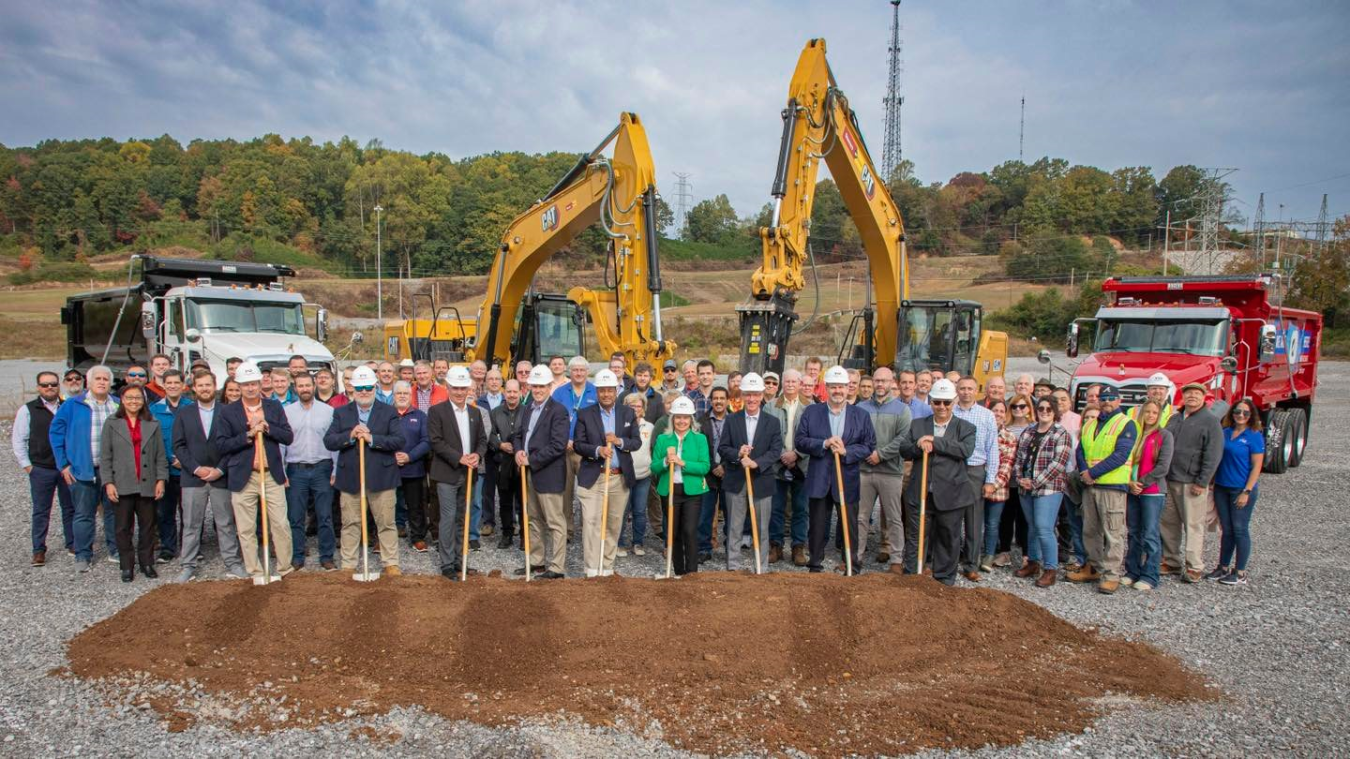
[1162,382,1225,581]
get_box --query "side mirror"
[1066,322,1080,359]
[1037,349,1051,365]
[1259,323,1276,363]
[1219,356,1238,373]
[185,328,201,344]
[316,308,329,343]
[140,303,156,340]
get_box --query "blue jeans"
[155,475,180,554]
[1214,485,1256,571]
[1066,497,1087,566]
[286,461,335,564]
[469,476,483,542]
[72,475,117,561]
[698,485,725,553]
[30,465,74,554]
[1126,492,1165,586]
[620,476,650,548]
[983,500,1005,557]
[770,477,808,547]
[1021,493,1063,570]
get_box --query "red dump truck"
[1066,275,1321,473]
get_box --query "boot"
[1035,569,1057,588]
[792,545,808,566]
[768,543,783,564]
[1067,565,1101,583]
[1015,560,1041,578]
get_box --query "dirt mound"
[66,572,1211,756]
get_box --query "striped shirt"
[88,396,117,467]
[952,401,1000,484]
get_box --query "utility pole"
[1316,193,1330,255]
[671,172,693,239]
[1252,193,1265,268]
[1019,94,1026,163]
[881,0,905,183]
[374,204,384,321]
[1162,209,1171,274]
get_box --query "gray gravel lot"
[0,357,1346,757]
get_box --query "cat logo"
[541,205,559,232]
[860,164,876,200]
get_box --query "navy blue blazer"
[324,401,404,495]
[574,403,642,489]
[213,399,295,492]
[717,409,784,496]
[396,407,431,480]
[794,402,876,503]
[510,398,570,494]
[172,402,227,489]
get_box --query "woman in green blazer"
[650,397,710,575]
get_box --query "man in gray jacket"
[1162,382,1225,582]
[857,367,911,568]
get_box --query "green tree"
[1289,216,1350,327]
[685,194,739,244]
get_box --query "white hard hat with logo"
[528,365,554,386]
[824,365,850,385]
[594,369,620,388]
[447,366,472,388]
[740,372,766,392]
[930,378,958,401]
[234,362,263,383]
[670,396,696,416]
[1146,372,1171,388]
[351,366,377,387]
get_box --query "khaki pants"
[231,472,292,578]
[578,472,629,576]
[860,471,904,565]
[1081,486,1128,580]
[1162,481,1210,572]
[563,450,581,538]
[528,489,568,574]
[339,488,398,569]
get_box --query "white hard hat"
[670,396,696,416]
[399,358,415,368]
[447,366,472,388]
[930,378,958,401]
[234,362,262,383]
[824,365,850,385]
[528,365,554,386]
[740,372,766,392]
[1146,372,1171,388]
[594,369,620,388]
[351,366,377,387]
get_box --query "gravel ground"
[1,357,1346,757]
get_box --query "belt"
[288,461,328,468]
[606,467,623,474]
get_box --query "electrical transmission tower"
[1316,193,1330,254]
[1195,167,1238,274]
[1019,95,1025,162]
[1252,192,1265,267]
[881,0,905,184]
[671,172,693,239]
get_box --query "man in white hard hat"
[325,365,406,576]
[427,366,486,579]
[795,366,876,573]
[898,378,977,585]
[573,369,641,576]
[716,372,782,572]
[1130,373,1175,426]
[212,362,296,580]
[512,364,572,578]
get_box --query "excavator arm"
[739,39,907,376]
[470,112,676,369]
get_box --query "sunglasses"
[352,385,376,392]
[1231,408,1251,417]
[65,376,82,382]
[127,372,146,378]
[931,399,952,406]
[1037,406,1055,414]
[1011,403,1028,409]
[38,381,60,388]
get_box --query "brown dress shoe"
[962,570,981,582]
[792,545,808,566]
[887,563,905,575]
[876,551,890,564]
[1015,561,1042,579]
[1159,561,1181,575]
[1098,578,1120,594]
[1066,565,1101,583]
[32,551,46,567]
[412,540,428,553]
[321,560,337,571]
[768,543,783,563]
[1035,569,1057,587]
[384,566,402,577]
[1183,569,1203,583]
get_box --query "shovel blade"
[352,571,381,582]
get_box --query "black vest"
[25,398,58,469]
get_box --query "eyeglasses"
[38,382,60,388]
[930,399,953,406]
[352,385,376,392]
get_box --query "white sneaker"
[106,554,119,564]
[616,548,629,558]
[1134,580,1154,591]
[1119,576,1135,587]
[633,545,646,556]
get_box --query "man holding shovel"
[717,372,782,573]
[213,362,294,581]
[325,366,406,577]
[574,369,641,577]
[428,367,486,580]
[898,379,977,585]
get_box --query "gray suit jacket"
[100,416,169,497]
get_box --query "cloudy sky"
[2,0,1347,225]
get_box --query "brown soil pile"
[66,572,1212,756]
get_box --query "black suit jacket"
[717,409,783,496]
[489,402,523,477]
[574,403,642,489]
[172,403,226,489]
[427,401,487,486]
[324,402,404,495]
[213,399,294,492]
[699,412,731,488]
[509,398,570,494]
[899,415,977,512]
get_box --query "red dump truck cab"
[1067,275,1321,473]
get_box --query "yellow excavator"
[383,112,676,368]
[738,39,1007,386]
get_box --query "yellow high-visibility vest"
[1081,412,1137,485]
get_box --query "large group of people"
[13,354,1265,589]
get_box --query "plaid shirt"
[1012,423,1073,497]
[87,395,117,467]
[989,427,1018,502]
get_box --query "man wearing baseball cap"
[795,366,876,573]
[1068,385,1138,593]
[574,369,642,576]
[427,366,486,579]
[212,362,296,580]
[899,378,977,584]
[661,359,682,393]
[511,365,572,578]
[1131,373,1175,427]
[716,372,783,572]
[1161,381,1224,582]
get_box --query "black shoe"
[539,570,565,580]
[498,536,514,550]
[441,568,459,580]
[398,525,408,538]
[1205,566,1230,581]
[470,540,481,551]
[156,550,174,564]
[121,570,134,583]
[698,551,712,564]
[293,561,305,571]
[808,567,823,573]
[142,566,158,579]
[514,565,546,576]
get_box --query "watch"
[1241,489,1251,495]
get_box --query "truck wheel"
[1263,409,1289,474]
[1287,408,1308,468]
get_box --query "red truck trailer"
[1066,275,1321,473]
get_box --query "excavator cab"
[895,299,982,376]
[510,293,586,366]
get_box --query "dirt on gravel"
[65,572,1213,756]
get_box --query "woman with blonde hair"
[1124,400,1173,591]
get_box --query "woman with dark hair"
[1124,400,1173,591]
[221,378,242,404]
[979,400,1018,572]
[994,393,1035,568]
[99,385,168,582]
[1012,396,1073,587]
[1209,398,1265,585]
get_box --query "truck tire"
[1263,409,1290,474]
[1287,408,1308,468]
